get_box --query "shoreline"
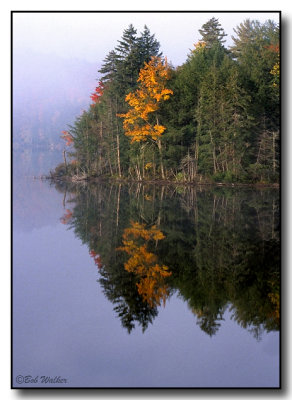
[44,175,280,189]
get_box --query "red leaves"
[266,44,279,53]
[61,130,74,146]
[90,81,104,105]
[60,209,73,224]
[90,250,102,269]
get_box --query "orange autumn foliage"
[193,40,206,51]
[118,221,172,308]
[60,209,73,224]
[61,130,74,146]
[118,56,173,143]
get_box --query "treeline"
[54,17,280,183]
[55,181,280,336]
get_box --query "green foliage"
[60,18,279,184]
[198,17,227,48]
[54,181,280,337]
[52,162,67,177]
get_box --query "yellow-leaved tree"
[117,221,172,308]
[118,56,173,179]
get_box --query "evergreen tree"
[138,25,162,65]
[98,50,119,84]
[198,17,227,48]
[231,19,259,59]
[231,19,280,181]
[115,24,138,56]
[54,18,279,185]
[115,24,141,91]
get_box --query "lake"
[12,174,280,388]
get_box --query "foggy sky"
[13,12,279,67]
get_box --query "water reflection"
[54,181,280,338]
[118,221,172,308]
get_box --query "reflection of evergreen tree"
[166,187,280,337]
[230,237,280,337]
[194,306,226,336]
[57,181,160,333]
[99,262,158,333]
[55,181,280,337]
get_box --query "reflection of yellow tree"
[118,221,171,307]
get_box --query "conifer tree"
[198,17,227,48]
[115,24,141,90]
[55,19,279,184]
[138,25,162,64]
[231,19,279,181]
[98,50,119,84]
[230,19,259,59]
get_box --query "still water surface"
[13,177,280,387]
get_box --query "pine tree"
[55,19,279,184]
[115,24,138,56]
[138,25,162,65]
[198,17,227,48]
[114,24,141,90]
[230,19,259,59]
[231,19,280,181]
[98,50,119,84]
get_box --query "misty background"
[12,11,279,177]
[11,13,281,388]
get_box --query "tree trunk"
[116,135,122,178]
[272,131,276,173]
[209,131,217,174]
[116,184,121,229]
[63,150,67,173]
[157,139,165,180]
[194,139,199,177]
[108,155,113,176]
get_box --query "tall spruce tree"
[198,17,227,48]
[98,50,119,84]
[115,24,141,90]
[231,19,280,181]
[55,19,279,184]
[138,25,162,65]
[230,19,259,59]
